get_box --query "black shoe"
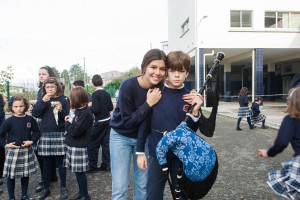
[70,192,83,200]
[50,174,58,182]
[236,128,242,131]
[21,195,33,200]
[36,189,50,200]
[60,187,68,200]
[35,181,44,193]
[99,166,110,172]
[250,125,256,129]
[262,125,269,129]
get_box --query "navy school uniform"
[251,102,266,125]
[65,106,93,172]
[237,95,252,118]
[0,115,40,179]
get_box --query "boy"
[136,51,203,199]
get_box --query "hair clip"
[8,96,14,106]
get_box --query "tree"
[69,64,84,83]
[0,65,14,93]
[61,69,70,85]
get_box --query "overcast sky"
[0,0,168,86]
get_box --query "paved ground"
[0,101,290,200]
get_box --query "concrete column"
[255,48,264,96]
[267,63,276,101]
[224,63,232,102]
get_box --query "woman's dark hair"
[92,74,103,87]
[70,87,89,109]
[140,49,167,74]
[42,77,63,97]
[8,96,30,113]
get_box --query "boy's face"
[166,68,189,89]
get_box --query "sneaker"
[60,187,69,200]
[236,128,242,131]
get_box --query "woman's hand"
[5,142,18,149]
[137,154,148,171]
[258,149,269,158]
[22,140,33,147]
[146,88,162,107]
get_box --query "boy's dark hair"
[73,80,85,87]
[70,87,89,109]
[92,74,103,87]
[141,49,167,74]
[42,77,63,97]
[166,51,191,72]
[8,96,30,113]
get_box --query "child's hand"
[258,149,269,158]
[137,154,148,171]
[22,140,33,147]
[5,142,18,149]
[65,115,70,122]
[53,101,62,112]
[42,94,51,102]
[146,88,162,107]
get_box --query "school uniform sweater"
[0,115,40,147]
[137,86,199,156]
[238,95,249,107]
[251,102,260,117]
[65,106,93,147]
[268,115,300,157]
[109,76,153,138]
[90,88,114,121]
[31,96,70,133]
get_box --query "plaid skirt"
[267,156,300,200]
[38,132,66,156]
[64,146,89,172]
[3,147,38,179]
[237,107,252,118]
[251,113,266,124]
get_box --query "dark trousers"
[34,149,57,181]
[7,177,29,199]
[237,117,253,128]
[0,147,5,177]
[88,120,111,170]
[43,156,66,190]
[75,172,89,198]
[147,155,187,200]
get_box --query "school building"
[167,0,300,102]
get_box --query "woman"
[109,49,166,200]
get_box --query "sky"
[0,0,168,87]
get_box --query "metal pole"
[83,57,86,89]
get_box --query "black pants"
[43,156,66,190]
[34,149,57,181]
[7,177,29,199]
[88,120,111,170]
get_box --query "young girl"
[251,96,267,129]
[236,87,255,131]
[32,77,70,200]
[65,87,93,200]
[0,96,40,200]
[259,87,300,200]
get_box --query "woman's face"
[143,59,166,88]
[44,83,57,97]
[39,68,49,82]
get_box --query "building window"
[230,10,252,28]
[265,11,300,28]
[181,18,189,35]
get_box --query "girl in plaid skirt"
[251,96,267,129]
[0,96,40,200]
[236,87,255,131]
[65,87,93,200]
[32,77,70,200]
[259,87,300,200]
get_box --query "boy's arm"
[136,113,152,153]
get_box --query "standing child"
[236,87,255,131]
[137,51,204,199]
[0,96,40,200]
[88,74,114,173]
[251,96,268,129]
[65,87,93,200]
[32,77,70,200]
[259,87,300,200]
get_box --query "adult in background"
[109,49,166,200]
[87,74,113,173]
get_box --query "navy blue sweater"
[137,86,199,155]
[65,106,93,147]
[32,96,70,133]
[238,95,249,107]
[109,76,152,138]
[90,88,114,121]
[268,115,300,157]
[251,102,260,117]
[0,115,40,148]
